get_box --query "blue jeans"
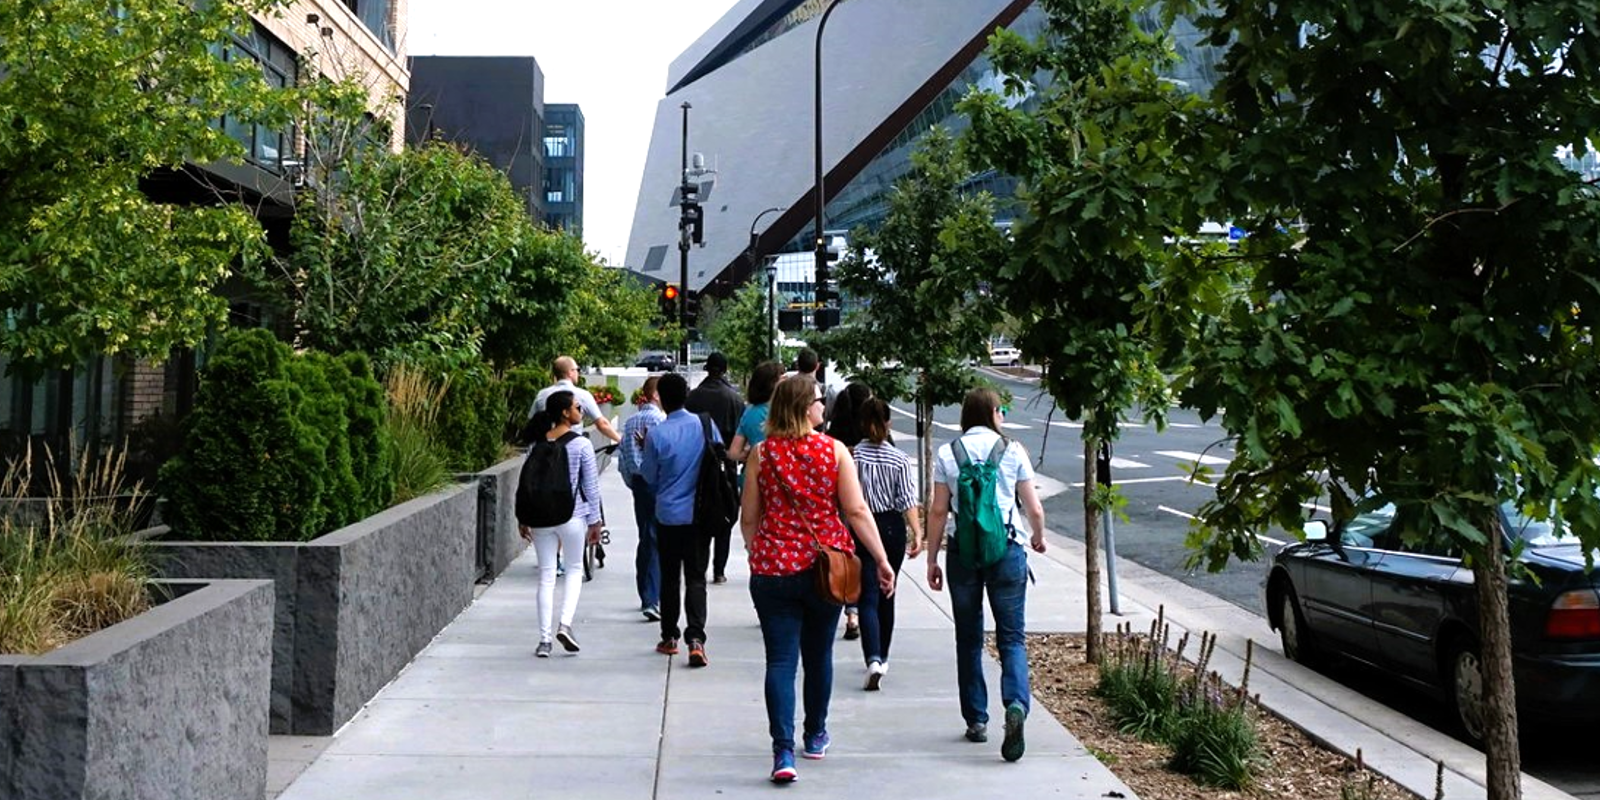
[856,510,907,664]
[947,540,1030,726]
[750,572,843,752]
[629,475,660,609]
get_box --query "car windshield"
[1503,502,1582,547]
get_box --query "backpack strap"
[698,412,715,446]
[952,438,973,468]
[984,436,1009,465]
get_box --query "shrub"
[1169,691,1258,789]
[0,445,150,655]
[160,329,391,541]
[503,364,546,440]
[434,364,507,471]
[1096,626,1182,742]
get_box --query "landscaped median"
[145,479,478,735]
[0,579,274,800]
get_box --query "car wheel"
[1447,638,1487,745]
[1278,585,1319,666]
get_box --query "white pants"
[532,516,587,642]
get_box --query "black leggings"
[855,510,907,664]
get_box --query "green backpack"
[952,437,1013,570]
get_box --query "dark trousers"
[856,510,908,665]
[657,522,711,644]
[712,520,734,579]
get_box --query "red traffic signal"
[663,285,680,301]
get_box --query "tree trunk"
[1083,433,1103,664]
[1474,514,1522,800]
[915,372,932,513]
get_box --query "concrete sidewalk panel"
[655,753,1116,799]
[281,754,655,800]
[380,656,668,704]
[322,698,662,759]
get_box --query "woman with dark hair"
[824,381,875,639]
[850,397,922,690]
[518,390,603,659]
[824,382,874,449]
[727,361,783,473]
[925,388,1047,762]
[740,375,896,783]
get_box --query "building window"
[218,24,297,173]
[544,124,572,158]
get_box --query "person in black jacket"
[685,352,746,583]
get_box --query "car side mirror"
[1302,520,1329,543]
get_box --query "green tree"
[825,129,1006,507]
[1151,3,1600,797]
[0,0,297,373]
[961,0,1210,663]
[704,278,774,381]
[539,257,659,369]
[276,136,529,366]
[481,226,579,371]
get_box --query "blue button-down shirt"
[619,402,666,485]
[641,409,720,526]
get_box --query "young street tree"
[824,128,1006,507]
[703,278,774,381]
[0,0,298,374]
[1161,2,1600,798]
[961,0,1212,663]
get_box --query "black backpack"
[517,431,582,528]
[694,414,740,528]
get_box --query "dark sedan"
[635,353,675,372]
[1263,503,1600,743]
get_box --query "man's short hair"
[552,356,577,379]
[705,352,729,376]
[795,348,819,375]
[658,372,690,412]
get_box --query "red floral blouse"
[751,433,854,576]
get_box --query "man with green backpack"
[924,388,1048,763]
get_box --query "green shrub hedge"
[159,330,394,541]
[434,364,507,472]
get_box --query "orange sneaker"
[688,640,708,667]
[655,638,679,655]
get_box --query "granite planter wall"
[147,480,478,735]
[468,454,528,582]
[0,579,274,800]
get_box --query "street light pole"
[678,102,692,370]
[748,205,784,363]
[813,0,844,381]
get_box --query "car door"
[1299,506,1393,661]
[1366,528,1462,682]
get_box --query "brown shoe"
[655,637,679,655]
[688,640,708,667]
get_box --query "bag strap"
[698,412,715,446]
[764,441,828,554]
[953,438,972,468]
[985,436,1009,465]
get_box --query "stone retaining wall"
[0,579,274,800]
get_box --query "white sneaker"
[864,660,887,691]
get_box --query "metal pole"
[678,102,691,371]
[813,0,843,382]
[1099,441,1122,615]
[767,262,777,361]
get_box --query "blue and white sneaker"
[801,730,830,760]
[771,748,798,783]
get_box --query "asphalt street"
[878,366,1598,798]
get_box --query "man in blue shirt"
[619,377,666,622]
[641,372,718,667]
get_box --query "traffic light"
[659,284,680,319]
[679,182,704,246]
[814,237,842,332]
[684,290,702,322]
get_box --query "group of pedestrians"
[520,351,1050,784]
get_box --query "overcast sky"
[406,0,743,267]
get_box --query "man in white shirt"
[532,356,621,445]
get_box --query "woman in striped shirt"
[850,397,924,690]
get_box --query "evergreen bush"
[160,329,391,541]
[434,364,507,471]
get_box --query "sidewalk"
[269,467,1135,799]
[269,461,1582,800]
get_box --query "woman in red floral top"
[740,375,895,783]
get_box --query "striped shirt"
[852,440,917,514]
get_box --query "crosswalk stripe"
[1155,449,1231,466]
[1000,422,1032,430]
